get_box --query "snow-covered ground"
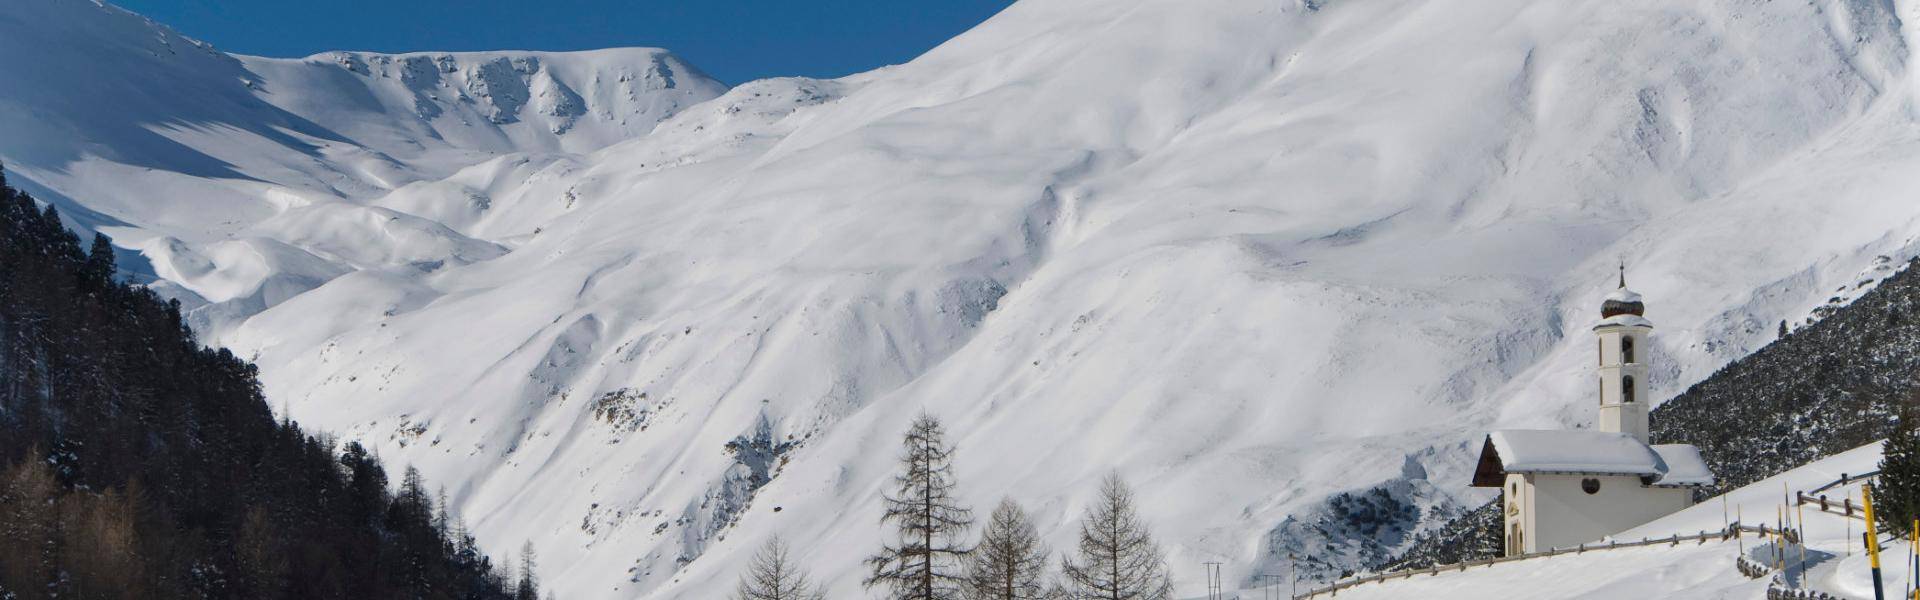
[1293,442,1896,600]
[1289,541,1767,600]
[8,0,1920,597]
[1630,442,1919,600]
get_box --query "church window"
[1623,375,1635,403]
[1622,336,1635,364]
[1582,478,1601,494]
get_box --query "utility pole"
[1203,561,1224,600]
[1289,553,1299,600]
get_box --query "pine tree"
[340,442,389,527]
[514,540,540,600]
[81,233,115,286]
[734,535,826,600]
[1061,475,1172,600]
[1872,396,1920,538]
[1778,320,1789,339]
[0,171,513,598]
[964,498,1051,600]
[865,413,974,600]
[435,486,452,538]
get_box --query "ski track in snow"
[7,0,1920,597]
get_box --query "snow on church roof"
[1486,430,1661,475]
[1649,445,1715,487]
[1593,314,1653,330]
[1472,430,1713,487]
[1605,287,1643,304]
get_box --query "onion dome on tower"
[1601,264,1644,318]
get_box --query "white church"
[1471,273,1715,556]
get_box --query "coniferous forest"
[0,164,517,599]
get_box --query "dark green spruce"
[1872,401,1920,538]
[0,161,518,599]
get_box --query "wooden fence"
[1289,472,1883,599]
[1806,470,1879,496]
[1289,524,1776,599]
[1795,470,1880,522]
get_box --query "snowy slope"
[1290,540,1766,600]
[9,0,1920,598]
[1296,443,1892,600]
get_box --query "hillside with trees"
[1389,256,1920,571]
[0,163,518,598]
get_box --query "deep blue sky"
[110,0,1014,85]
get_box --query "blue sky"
[111,0,1014,84]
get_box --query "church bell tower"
[1595,266,1651,444]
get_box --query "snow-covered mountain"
[6,0,1920,597]
[0,0,723,339]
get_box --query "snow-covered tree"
[734,535,825,600]
[1061,475,1172,600]
[964,498,1052,600]
[865,413,974,600]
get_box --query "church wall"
[1503,474,1529,556]
[1526,473,1692,552]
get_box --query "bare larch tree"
[734,535,825,600]
[1061,474,1172,600]
[964,497,1052,600]
[865,413,975,600]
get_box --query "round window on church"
[1582,478,1601,494]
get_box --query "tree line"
[0,162,520,598]
[734,414,1175,600]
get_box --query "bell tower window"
[1622,375,1635,403]
[1621,336,1635,364]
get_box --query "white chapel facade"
[1471,272,1714,556]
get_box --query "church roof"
[1600,286,1646,318]
[1648,444,1715,487]
[1471,430,1713,487]
[1593,313,1654,330]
